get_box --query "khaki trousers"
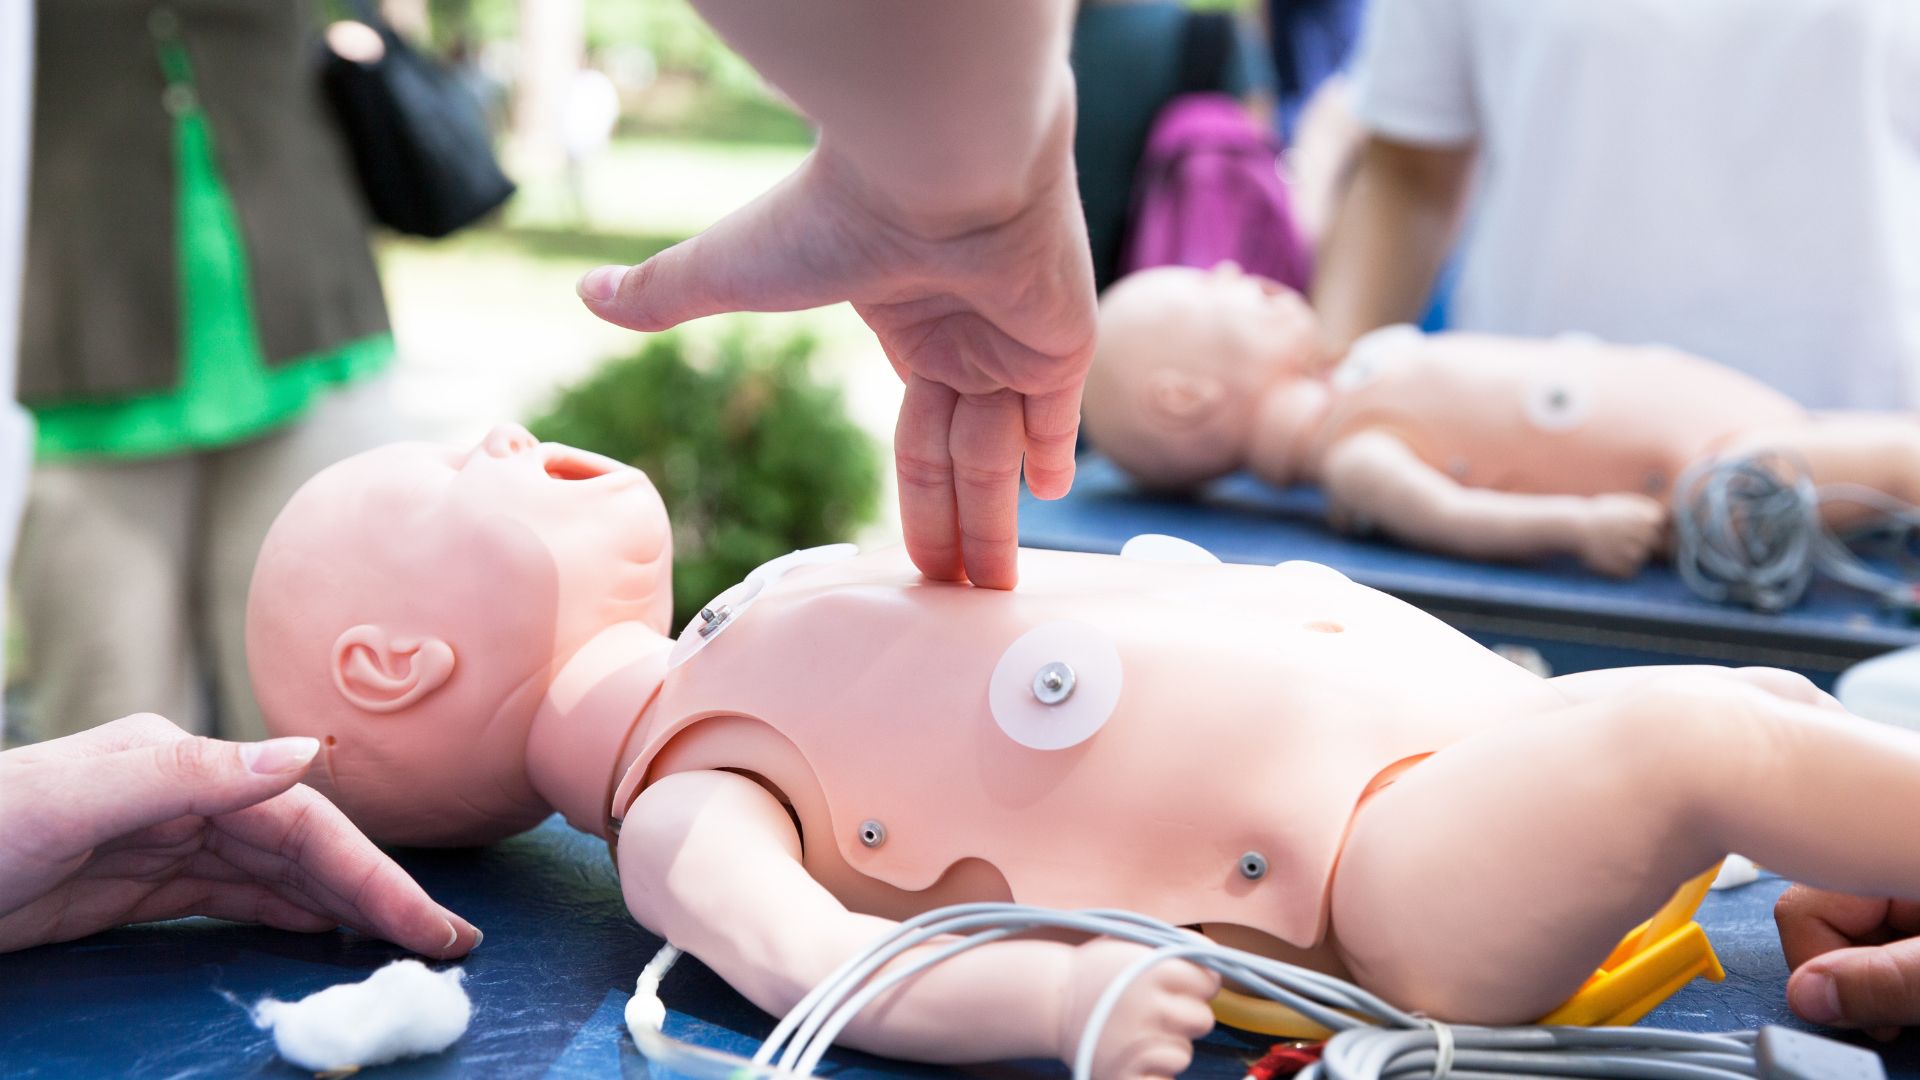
[11,377,402,743]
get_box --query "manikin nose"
[480,423,538,459]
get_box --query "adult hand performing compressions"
[577,1,1096,591]
[0,713,480,956]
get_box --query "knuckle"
[894,450,953,492]
[950,457,1022,493]
[163,736,227,785]
[1848,951,1915,1021]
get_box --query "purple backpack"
[1118,15,1312,291]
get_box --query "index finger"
[215,785,479,959]
[894,375,965,583]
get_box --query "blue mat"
[1019,456,1920,683]
[3,816,1915,1077]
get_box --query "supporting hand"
[1777,884,1920,1039]
[0,713,480,956]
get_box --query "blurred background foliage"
[526,329,881,628]
[424,0,812,144]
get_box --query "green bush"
[528,328,881,629]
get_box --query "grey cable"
[630,902,1869,1080]
[1673,453,1920,613]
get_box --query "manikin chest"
[1321,329,1807,499]
[614,546,1556,948]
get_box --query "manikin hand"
[1059,938,1221,1080]
[0,714,480,956]
[577,135,1097,590]
[1577,493,1668,578]
[1777,885,1920,1039]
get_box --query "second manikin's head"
[1082,263,1329,491]
[246,424,673,845]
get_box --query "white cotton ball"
[1710,853,1760,891]
[252,959,471,1071]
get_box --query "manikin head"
[245,423,673,846]
[1081,263,1330,490]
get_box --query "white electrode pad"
[1120,533,1222,565]
[669,544,859,669]
[988,620,1123,751]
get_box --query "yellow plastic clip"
[1211,863,1726,1039]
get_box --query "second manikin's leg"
[1726,414,1920,530]
[1329,674,1920,1024]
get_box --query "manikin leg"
[1728,414,1920,530]
[1330,673,1920,1024]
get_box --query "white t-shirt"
[1351,0,1920,409]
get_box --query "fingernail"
[1794,971,1843,1024]
[576,265,627,303]
[443,921,459,950]
[241,736,320,774]
[472,927,484,948]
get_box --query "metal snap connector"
[857,819,887,848]
[1238,851,1269,881]
[696,603,732,639]
[1032,661,1076,705]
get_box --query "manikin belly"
[616,547,1564,951]
[1327,334,1809,501]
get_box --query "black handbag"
[320,3,515,238]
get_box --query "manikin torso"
[1313,327,1809,498]
[610,546,1562,951]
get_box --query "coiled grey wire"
[1672,453,1920,613]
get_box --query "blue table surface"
[1019,456,1920,658]
[4,816,1917,1079]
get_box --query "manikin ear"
[1144,369,1227,426]
[331,625,456,714]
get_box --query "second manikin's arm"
[1320,430,1667,577]
[615,770,1217,1079]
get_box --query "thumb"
[1788,938,1920,1030]
[55,735,319,853]
[575,160,866,332]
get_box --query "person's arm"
[1319,429,1667,577]
[617,769,1218,1076]
[689,1,1072,230]
[1311,0,1480,353]
[1285,75,1364,245]
[1310,136,1474,353]
[579,1,1096,592]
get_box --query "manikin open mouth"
[540,444,641,485]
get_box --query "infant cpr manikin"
[1081,264,1920,577]
[247,426,1920,1079]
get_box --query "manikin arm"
[616,770,1217,1077]
[1549,666,1840,711]
[1319,430,1666,577]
